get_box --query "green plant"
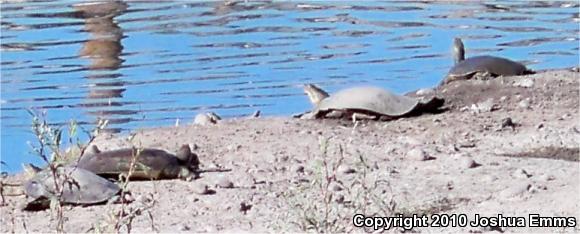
[27,110,108,233]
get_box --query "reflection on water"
[77,1,127,132]
[1,0,578,172]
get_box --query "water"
[1,1,578,173]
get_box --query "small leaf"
[69,120,77,138]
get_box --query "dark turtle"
[297,84,444,120]
[23,165,120,210]
[75,144,198,180]
[441,38,533,85]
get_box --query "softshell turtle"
[298,84,444,120]
[75,144,198,180]
[441,38,533,84]
[23,165,120,210]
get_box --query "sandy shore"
[1,69,579,233]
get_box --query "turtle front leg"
[473,71,495,81]
[178,167,198,181]
[325,110,344,119]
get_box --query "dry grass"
[276,136,397,232]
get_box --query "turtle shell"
[448,55,528,79]
[314,86,427,117]
[24,166,120,204]
[76,148,190,180]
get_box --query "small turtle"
[442,38,533,84]
[23,165,120,210]
[75,144,198,180]
[298,84,444,120]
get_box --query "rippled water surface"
[1,1,578,172]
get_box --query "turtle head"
[88,145,101,154]
[176,144,200,169]
[303,84,329,106]
[453,37,465,64]
[176,144,192,163]
[22,163,42,179]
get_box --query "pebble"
[400,136,422,146]
[179,224,191,231]
[134,194,152,204]
[499,183,531,199]
[226,144,242,151]
[193,112,220,125]
[328,181,344,192]
[334,194,345,204]
[406,148,430,161]
[471,98,496,113]
[512,168,532,179]
[518,98,531,109]
[192,183,212,195]
[216,177,234,189]
[500,117,516,129]
[513,78,534,88]
[292,164,305,173]
[538,174,555,182]
[530,184,548,192]
[240,202,252,214]
[459,157,477,169]
[337,165,356,174]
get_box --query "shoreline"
[1,69,579,232]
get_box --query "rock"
[216,177,234,189]
[500,117,516,130]
[415,88,434,96]
[470,98,496,113]
[337,165,356,174]
[194,112,221,125]
[407,148,430,161]
[192,183,212,195]
[499,183,531,199]
[459,157,477,169]
[513,78,534,88]
[518,98,531,109]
